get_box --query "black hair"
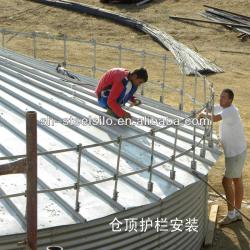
[132,68,148,82]
[222,88,234,100]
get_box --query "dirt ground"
[0,0,249,249]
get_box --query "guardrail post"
[203,76,207,104]
[75,143,82,212]
[160,55,167,103]
[32,32,37,59]
[170,125,178,180]
[92,39,97,78]
[208,87,215,148]
[179,62,185,111]
[200,102,209,158]
[26,111,37,250]
[113,137,122,201]
[63,34,67,67]
[140,50,145,96]
[118,44,122,67]
[2,29,5,48]
[193,68,198,112]
[191,111,197,170]
[148,129,155,192]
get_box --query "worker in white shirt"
[198,89,247,225]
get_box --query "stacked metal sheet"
[202,5,250,39]
[31,0,223,75]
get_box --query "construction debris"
[99,0,152,5]
[170,6,250,41]
[169,16,250,29]
[204,204,219,247]
[202,5,250,40]
[100,0,140,3]
[220,50,250,55]
[29,0,223,75]
[136,0,153,6]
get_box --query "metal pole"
[92,39,97,78]
[200,102,209,158]
[148,130,155,192]
[75,144,82,212]
[32,32,37,59]
[113,137,122,201]
[26,111,37,250]
[63,34,67,67]
[191,111,197,170]
[208,87,215,148]
[193,69,198,112]
[203,76,207,104]
[170,125,178,180]
[179,62,185,111]
[140,50,145,96]
[2,29,5,48]
[118,44,122,67]
[160,55,167,103]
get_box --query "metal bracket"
[170,170,176,180]
[147,181,153,192]
[200,148,206,158]
[191,160,197,170]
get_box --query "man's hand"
[134,99,141,106]
[197,112,206,120]
[123,112,131,119]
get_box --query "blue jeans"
[98,95,109,109]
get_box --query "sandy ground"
[0,0,249,249]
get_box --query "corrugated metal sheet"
[0,48,220,249]
[0,180,208,250]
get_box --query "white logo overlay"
[39,115,211,127]
[109,217,199,233]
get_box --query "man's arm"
[198,112,222,122]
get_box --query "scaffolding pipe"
[179,63,185,111]
[118,44,122,67]
[75,143,82,212]
[160,55,167,103]
[32,32,37,59]
[209,86,215,148]
[63,34,67,66]
[170,125,178,180]
[113,137,122,201]
[140,50,145,96]
[1,29,5,48]
[92,39,97,78]
[203,76,207,104]
[193,69,198,111]
[191,112,197,171]
[147,129,155,192]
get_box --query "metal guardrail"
[0,28,213,111]
[0,28,216,213]
[0,96,215,205]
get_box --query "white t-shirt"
[214,104,247,157]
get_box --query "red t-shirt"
[95,68,130,118]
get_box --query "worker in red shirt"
[95,68,148,119]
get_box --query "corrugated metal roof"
[0,48,220,240]
[0,180,208,250]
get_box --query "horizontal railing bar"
[0,123,205,200]
[0,147,77,160]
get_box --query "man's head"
[220,89,234,108]
[129,68,148,86]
